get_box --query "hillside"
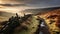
[13,15,39,34]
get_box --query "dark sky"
[26,0,60,8]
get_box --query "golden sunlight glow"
[0,6,25,13]
[0,0,3,4]
[0,6,28,16]
[0,0,22,4]
[0,0,23,4]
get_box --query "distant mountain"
[21,7,60,15]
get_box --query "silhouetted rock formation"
[0,13,32,34]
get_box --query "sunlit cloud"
[0,0,60,8]
[0,0,32,4]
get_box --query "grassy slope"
[14,15,39,34]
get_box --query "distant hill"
[21,7,60,15]
[0,11,15,22]
[0,11,15,17]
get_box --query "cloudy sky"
[0,0,60,7]
[0,0,60,13]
